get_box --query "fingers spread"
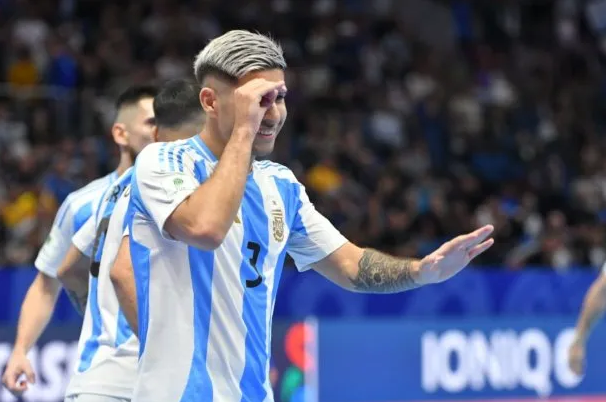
[467,238,494,260]
[456,225,494,248]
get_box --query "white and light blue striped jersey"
[65,168,137,399]
[34,172,118,278]
[128,136,347,402]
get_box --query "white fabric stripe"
[256,172,289,402]
[206,212,247,401]
[190,137,213,161]
[130,215,194,402]
[203,159,216,178]
[65,187,139,399]
[74,279,94,363]
[182,147,200,173]
[160,143,169,171]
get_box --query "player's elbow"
[166,213,227,250]
[56,264,72,284]
[109,264,123,289]
[110,258,132,292]
[32,271,61,300]
[189,223,226,250]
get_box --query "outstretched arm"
[568,272,606,375]
[574,273,606,341]
[312,226,494,293]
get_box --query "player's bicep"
[133,144,203,240]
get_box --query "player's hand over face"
[233,78,286,138]
[1,351,36,397]
[415,225,494,286]
[568,338,586,376]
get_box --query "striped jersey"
[128,136,347,402]
[34,172,118,278]
[66,168,137,399]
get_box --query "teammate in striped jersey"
[57,79,205,402]
[122,30,495,402]
[1,85,157,398]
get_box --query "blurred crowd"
[2,0,606,270]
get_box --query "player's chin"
[253,137,276,157]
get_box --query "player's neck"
[115,153,133,177]
[199,130,256,172]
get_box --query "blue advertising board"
[0,326,79,402]
[317,318,606,402]
[0,323,313,402]
[0,318,605,402]
[275,268,598,318]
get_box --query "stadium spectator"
[1,0,606,270]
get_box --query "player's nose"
[263,102,281,121]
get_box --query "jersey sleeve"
[286,181,348,272]
[131,143,204,239]
[72,216,96,258]
[34,199,76,277]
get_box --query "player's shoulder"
[255,160,299,183]
[100,168,132,201]
[54,172,115,225]
[115,166,134,186]
[136,140,202,170]
[136,142,166,162]
[61,173,115,211]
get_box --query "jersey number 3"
[89,216,110,278]
[246,241,262,288]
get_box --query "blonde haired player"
[120,30,495,402]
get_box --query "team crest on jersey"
[271,209,284,242]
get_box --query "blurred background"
[2,0,606,401]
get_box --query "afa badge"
[271,209,284,242]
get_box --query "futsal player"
[59,79,205,402]
[126,30,494,401]
[568,267,606,375]
[1,85,157,397]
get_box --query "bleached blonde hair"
[193,30,287,83]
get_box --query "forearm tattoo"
[350,249,421,293]
[66,289,88,316]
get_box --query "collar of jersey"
[191,134,218,162]
[192,134,259,177]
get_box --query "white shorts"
[65,394,130,402]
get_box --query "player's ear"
[111,123,128,147]
[152,126,159,143]
[200,87,218,118]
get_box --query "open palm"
[416,225,495,286]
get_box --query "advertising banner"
[317,318,606,402]
[1,318,605,402]
[0,322,317,402]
